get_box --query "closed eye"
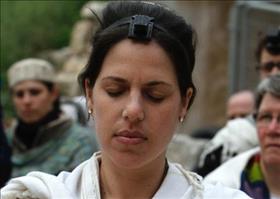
[107,89,124,97]
[144,92,165,103]
[148,96,165,103]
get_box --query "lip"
[265,143,280,149]
[21,110,33,115]
[114,130,147,145]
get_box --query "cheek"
[39,95,55,113]
[13,98,21,108]
[258,128,266,144]
[92,96,119,137]
[13,98,26,113]
[148,105,180,138]
[43,96,53,106]
[260,72,268,79]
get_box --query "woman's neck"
[261,159,280,196]
[16,107,60,149]
[99,155,168,199]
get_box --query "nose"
[267,117,280,133]
[21,92,33,104]
[270,66,280,75]
[122,92,145,123]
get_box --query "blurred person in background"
[205,73,280,199]
[5,58,99,178]
[256,28,280,79]
[0,103,12,187]
[195,27,280,177]
[226,90,255,121]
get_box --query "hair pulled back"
[255,73,280,111]
[79,1,197,108]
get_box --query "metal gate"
[229,1,280,94]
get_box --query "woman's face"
[257,93,280,167]
[86,39,192,169]
[12,80,57,123]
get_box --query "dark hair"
[41,81,61,111]
[78,1,197,108]
[255,73,280,111]
[255,27,280,63]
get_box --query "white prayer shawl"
[198,117,258,167]
[204,147,260,188]
[1,152,251,199]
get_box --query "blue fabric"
[240,153,270,199]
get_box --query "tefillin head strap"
[128,15,154,40]
[105,15,166,41]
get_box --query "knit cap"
[8,58,55,87]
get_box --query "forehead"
[260,49,280,63]
[98,39,177,82]
[12,80,46,91]
[259,93,280,112]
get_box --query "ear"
[180,88,193,119]
[50,84,59,103]
[85,79,94,110]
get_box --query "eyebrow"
[101,76,127,84]
[144,81,173,88]
[101,76,173,87]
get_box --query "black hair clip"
[105,14,165,41]
[128,15,154,41]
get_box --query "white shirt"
[1,152,251,199]
[271,193,280,199]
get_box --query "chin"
[113,151,148,168]
[22,117,40,124]
[263,155,280,166]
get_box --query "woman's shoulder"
[1,171,74,199]
[203,147,260,188]
[165,162,251,199]
[202,182,252,199]
[59,118,99,151]
[1,154,97,199]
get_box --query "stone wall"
[43,1,107,97]
[164,1,234,168]
[165,1,234,135]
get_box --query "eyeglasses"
[13,88,42,98]
[255,112,280,128]
[256,61,280,72]
[228,114,249,120]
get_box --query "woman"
[5,58,98,178]
[204,73,280,199]
[1,1,250,198]
[196,28,280,177]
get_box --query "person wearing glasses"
[204,73,280,199]
[195,28,280,177]
[256,28,280,79]
[5,58,99,178]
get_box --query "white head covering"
[8,58,55,88]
